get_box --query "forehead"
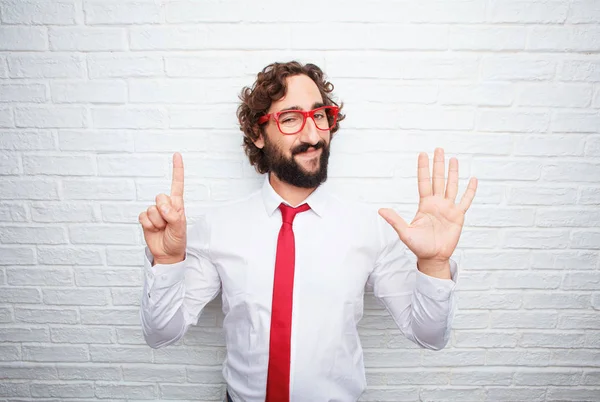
[270,74,323,112]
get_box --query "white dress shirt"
[140,174,458,402]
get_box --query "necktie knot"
[279,203,310,225]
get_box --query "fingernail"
[161,206,170,214]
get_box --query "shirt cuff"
[415,258,458,302]
[144,247,187,289]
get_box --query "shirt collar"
[261,173,329,218]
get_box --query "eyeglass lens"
[277,108,335,134]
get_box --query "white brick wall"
[0,0,599,400]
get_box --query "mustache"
[291,141,326,156]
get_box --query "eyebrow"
[277,101,326,113]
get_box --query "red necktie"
[266,202,311,402]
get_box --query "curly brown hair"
[236,61,345,174]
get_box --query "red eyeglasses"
[258,105,340,135]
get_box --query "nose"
[299,115,321,145]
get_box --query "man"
[138,61,477,402]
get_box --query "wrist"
[417,258,451,279]
[153,253,185,266]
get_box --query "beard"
[263,135,330,189]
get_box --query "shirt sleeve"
[139,215,222,349]
[367,213,459,350]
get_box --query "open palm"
[379,148,477,262]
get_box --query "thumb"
[378,208,409,240]
[158,202,185,226]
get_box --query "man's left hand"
[378,148,477,278]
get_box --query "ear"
[252,126,265,149]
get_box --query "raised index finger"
[170,152,184,198]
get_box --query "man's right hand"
[139,152,187,265]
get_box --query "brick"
[0,152,20,174]
[23,344,88,362]
[122,365,186,382]
[454,331,519,348]
[87,54,163,78]
[101,204,147,224]
[502,230,570,249]
[0,202,27,222]
[80,307,140,325]
[134,131,208,152]
[481,56,556,81]
[489,0,568,23]
[543,162,600,182]
[160,384,224,400]
[94,383,157,399]
[186,367,224,384]
[97,155,167,177]
[486,387,546,401]
[0,83,46,103]
[508,185,578,205]
[30,202,96,223]
[465,206,535,227]
[63,179,135,200]
[0,287,41,303]
[494,272,562,289]
[452,311,490,329]
[57,365,120,380]
[528,26,600,52]
[490,311,557,329]
[15,307,78,324]
[50,326,113,344]
[0,105,14,127]
[76,269,141,287]
[0,364,57,379]
[558,312,600,329]
[91,106,167,129]
[456,228,499,249]
[0,130,54,150]
[52,80,127,103]
[8,54,84,78]
[31,383,94,398]
[59,130,134,152]
[531,250,598,270]
[568,0,600,23]
[69,224,139,245]
[49,27,126,51]
[537,209,600,227]
[450,368,513,385]
[0,307,13,324]
[461,250,529,270]
[130,26,209,50]
[111,288,140,306]
[89,345,151,363]
[487,350,551,366]
[0,382,29,397]
[587,136,600,156]
[115,327,145,344]
[523,293,591,309]
[520,332,587,348]
[0,26,47,51]
[15,106,86,129]
[550,349,600,366]
[518,83,592,107]
[23,154,96,176]
[0,326,49,342]
[106,246,144,266]
[560,59,600,81]
[84,0,161,24]
[420,387,484,401]
[0,226,67,244]
[153,347,224,365]
[136,179,209,203]
[449,26,526,50]
[477,109,549,132]
[458,291,522,309]
[43,288,109,306]
[0,0,77,24]
[169,105,238,129]
[0,178,59,200]
[546,388,600,401]
[1,247,32,265]
[37,246,104,265]
[438,83,513,106]
[579,186,600,204]
[7,267,72,286]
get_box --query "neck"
[269,173,317,207]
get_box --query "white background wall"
[1,0,599,401]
